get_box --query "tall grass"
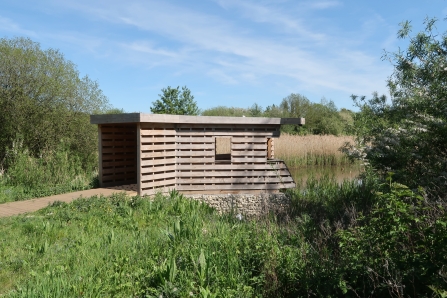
[275,134,354,167]
[0,145,97,203]
[0,174,445,297]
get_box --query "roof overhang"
[90,113,305,126]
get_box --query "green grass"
[1,174,446,297]
[0,148,97,204]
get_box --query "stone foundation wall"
[188,193,291,218]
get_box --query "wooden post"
[98,124,103,187]
[137,123,142,196]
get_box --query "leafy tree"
[150,86,199,115]
[0,37,111,169]
[345,17,447,197]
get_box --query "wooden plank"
[176,131,278,137]
[140,122,175,129]
[176,137,214,143]
[141,158,176,167]
[102,140,136,146]
[141,151,176,158]
[103,173,136,181]
[141,165,176,174]
[102,167,136,174]
[137,123,142,196]
[231,144,266,150]
[142,179,176,188]
[232,137,267,143]
[176,157,214,163]
[177,176,293,184]
[179,189,280,195]
[141,129,176,136]
[140,144,176,151]
[142,172,176,181]
[98,125,103,187]
[102,160,136,167]
[102,147,136,154]
[231,157,267,163]
[177,183,295,191]
[140,137,176,143]
[231,150,266,156]
[101,127,136,133]
[177,144,214,150]
[102,180,138,187]
[176,163,288,170]
[176,170,291,177]
[176,150,214,157]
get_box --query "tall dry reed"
[275,134,354,167]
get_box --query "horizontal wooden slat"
[176,137,214,143]
[177,176,293,184]
[101,127,136,133]
[176,157,215,163]
[102,140,136,146]
[140,137,176,143]
[177,183,295,191]
[141,165,176,174]
[231,151,266,156]
[141,151,176,158]
[231,144,266,150]
[141,179,176,188]
[141,129,176,136]
[140,158,176,167]
[177,144,214,150]
[103,173,136,181]
[231,158,267,163]
[140,144,176,150]
[175,123,278,129]
[102,167,136,174]
[141,172,176,181]
[176,163,288,170]
[140,123,175,129]
[232,137,268,143]
[176,150,214,157]
[176,170,291,177]
[102,147,136,154]
[102,160,136,167]
[176,131,278,137]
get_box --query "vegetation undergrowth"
[1,174,445,297]
[0,144,97,204]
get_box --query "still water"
[289,165,362,187]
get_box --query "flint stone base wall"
[188,193,291,217]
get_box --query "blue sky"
[1,0,446,112]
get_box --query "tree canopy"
[345,17,447,197]
[150,86,199,115]
[0,37,111,168]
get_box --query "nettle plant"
[344,17,447,198]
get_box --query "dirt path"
[0,188,137,218]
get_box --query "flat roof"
[90,113,305,125]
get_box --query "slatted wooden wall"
[175,124,295,194]
[139,123,176,195]
[99,124,137,187]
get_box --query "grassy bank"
[275,134,354,167]
[1,174,446,297]
[0,148,97,204]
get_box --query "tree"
[150,86,199,115]
[0,37,111,168]
[345,17,447,197]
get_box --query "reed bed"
[275,134,354,167]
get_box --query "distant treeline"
[201,94,354,136]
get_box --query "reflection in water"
[289,165,362,187]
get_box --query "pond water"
[289,164,362,187]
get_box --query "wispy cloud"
[0,16,36,37]
[55,0,388,95]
